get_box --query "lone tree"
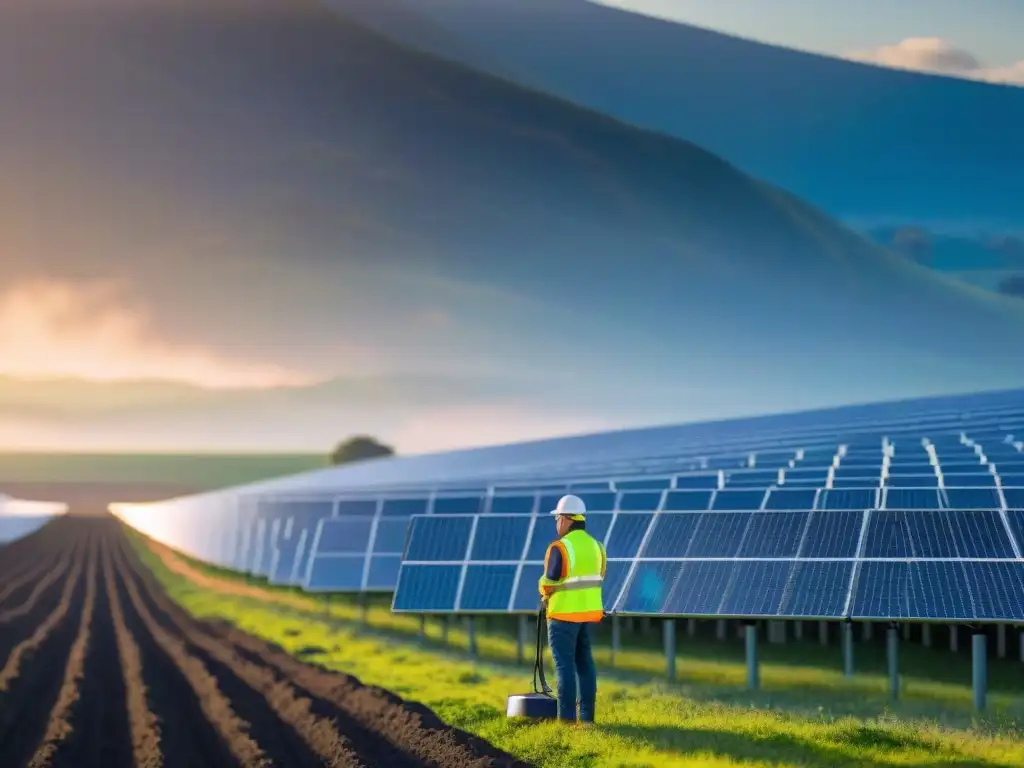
[330,435,395,465]
[998,274,1024,299]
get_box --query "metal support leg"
[794,621,804,641]
[863,621,873,642]
[1019,627,1024,662]
[745,623,759,690]
[950,624,958,653]
[716,619,727,641]
[418,615,426,641]
[997,624,1007,659]
[517,615,527,664]
[887,624,900,700]
[441,615,449,645]
[664,619,676,681]
[819,621,828,646]
[973,633,988,711]
[842,621,854,678]
[922,623,932,648]
[687,619,696,638]
[611,616,621,667]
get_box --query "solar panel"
[108,387,1024,623]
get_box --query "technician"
[537,494,606,724]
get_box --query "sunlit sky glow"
[596,0,1024,84]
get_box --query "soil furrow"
[122,536,530,768]
[0,545,77,624]
[0,550,61,608]
[27,535,101,768]
[0,531,89,766]
[113,533,359,767]
[101,539,164,768]
[112,538,272,767]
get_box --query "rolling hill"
[324,0,1024,229]
[4,0,1024,450]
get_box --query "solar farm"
[112,390,1024,700]
[5,387,1024,766]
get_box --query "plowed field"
[0,516,530,767]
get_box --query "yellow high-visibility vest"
[539,529,605,622]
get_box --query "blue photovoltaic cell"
[948,510,1014,558]
[906,562,972,619]
[903,511,956,558]
[674,474,719,490]
[780,561,852,617]
[619,561,678,613]
[616,477,672,490]
[1004,488,1024,508]
[764,488,817,510]
[489,495,536,514]
[605,513,654,558]
[569,481,613,492]
[945,488,1000,509]
[316,518,374,554]
[382,497,429,517]
[306,556,365,591]
[602,561,630,610]
[737,512,808,557]
[719,561,793,616]
[850,561,909,619]
[405,517,473,561]
[433,495,484,515]
[961,562,1024,621]
[393,565,461,611]
[664,561,734,615]
[270,539,298,584]
[1001,476,1024,490]
[577,491,617,511]
[886,474,938,488]
[584,512,613,545]
[366,555,401,589]
[685,513,752,557]
[663,490,713,510]
[336,499,377,516]
[942,473,996,488]
[640,513,700,558]
[512,564,545,611]
[799,511,862,557]
[524,521,554,562]
[862,510,913,558]
[470,516,531,561]
[711,490,766,511]
[459,565,518,610]
[829,476,880,489]
[1007,510,1024,547]
[372,517,412,553]
[885,488,942,509]
[617,491,663,511]
[817,489,876,510]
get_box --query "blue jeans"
[547,619,598,722]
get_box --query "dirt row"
[0,516,532,767]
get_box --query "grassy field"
[0,453,325,489]
[129,530,1024,767]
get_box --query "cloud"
[847,38,1024,85]
[0,280,314,389]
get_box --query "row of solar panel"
[396,509,1024,564]
[242,504,1024,594]
[248,486,1024,521]
[391,558,1024,621]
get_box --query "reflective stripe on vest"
[546,529,604,623]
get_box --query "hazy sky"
[3,0,1024,456]
[598,0,1024,84]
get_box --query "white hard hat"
[549,494,586,520]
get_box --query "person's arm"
[538,542,567,598]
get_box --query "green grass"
[0,453,325,488]
[130,531,1024,767]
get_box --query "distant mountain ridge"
[320,0,1024,229]
[5,0,1024,450]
